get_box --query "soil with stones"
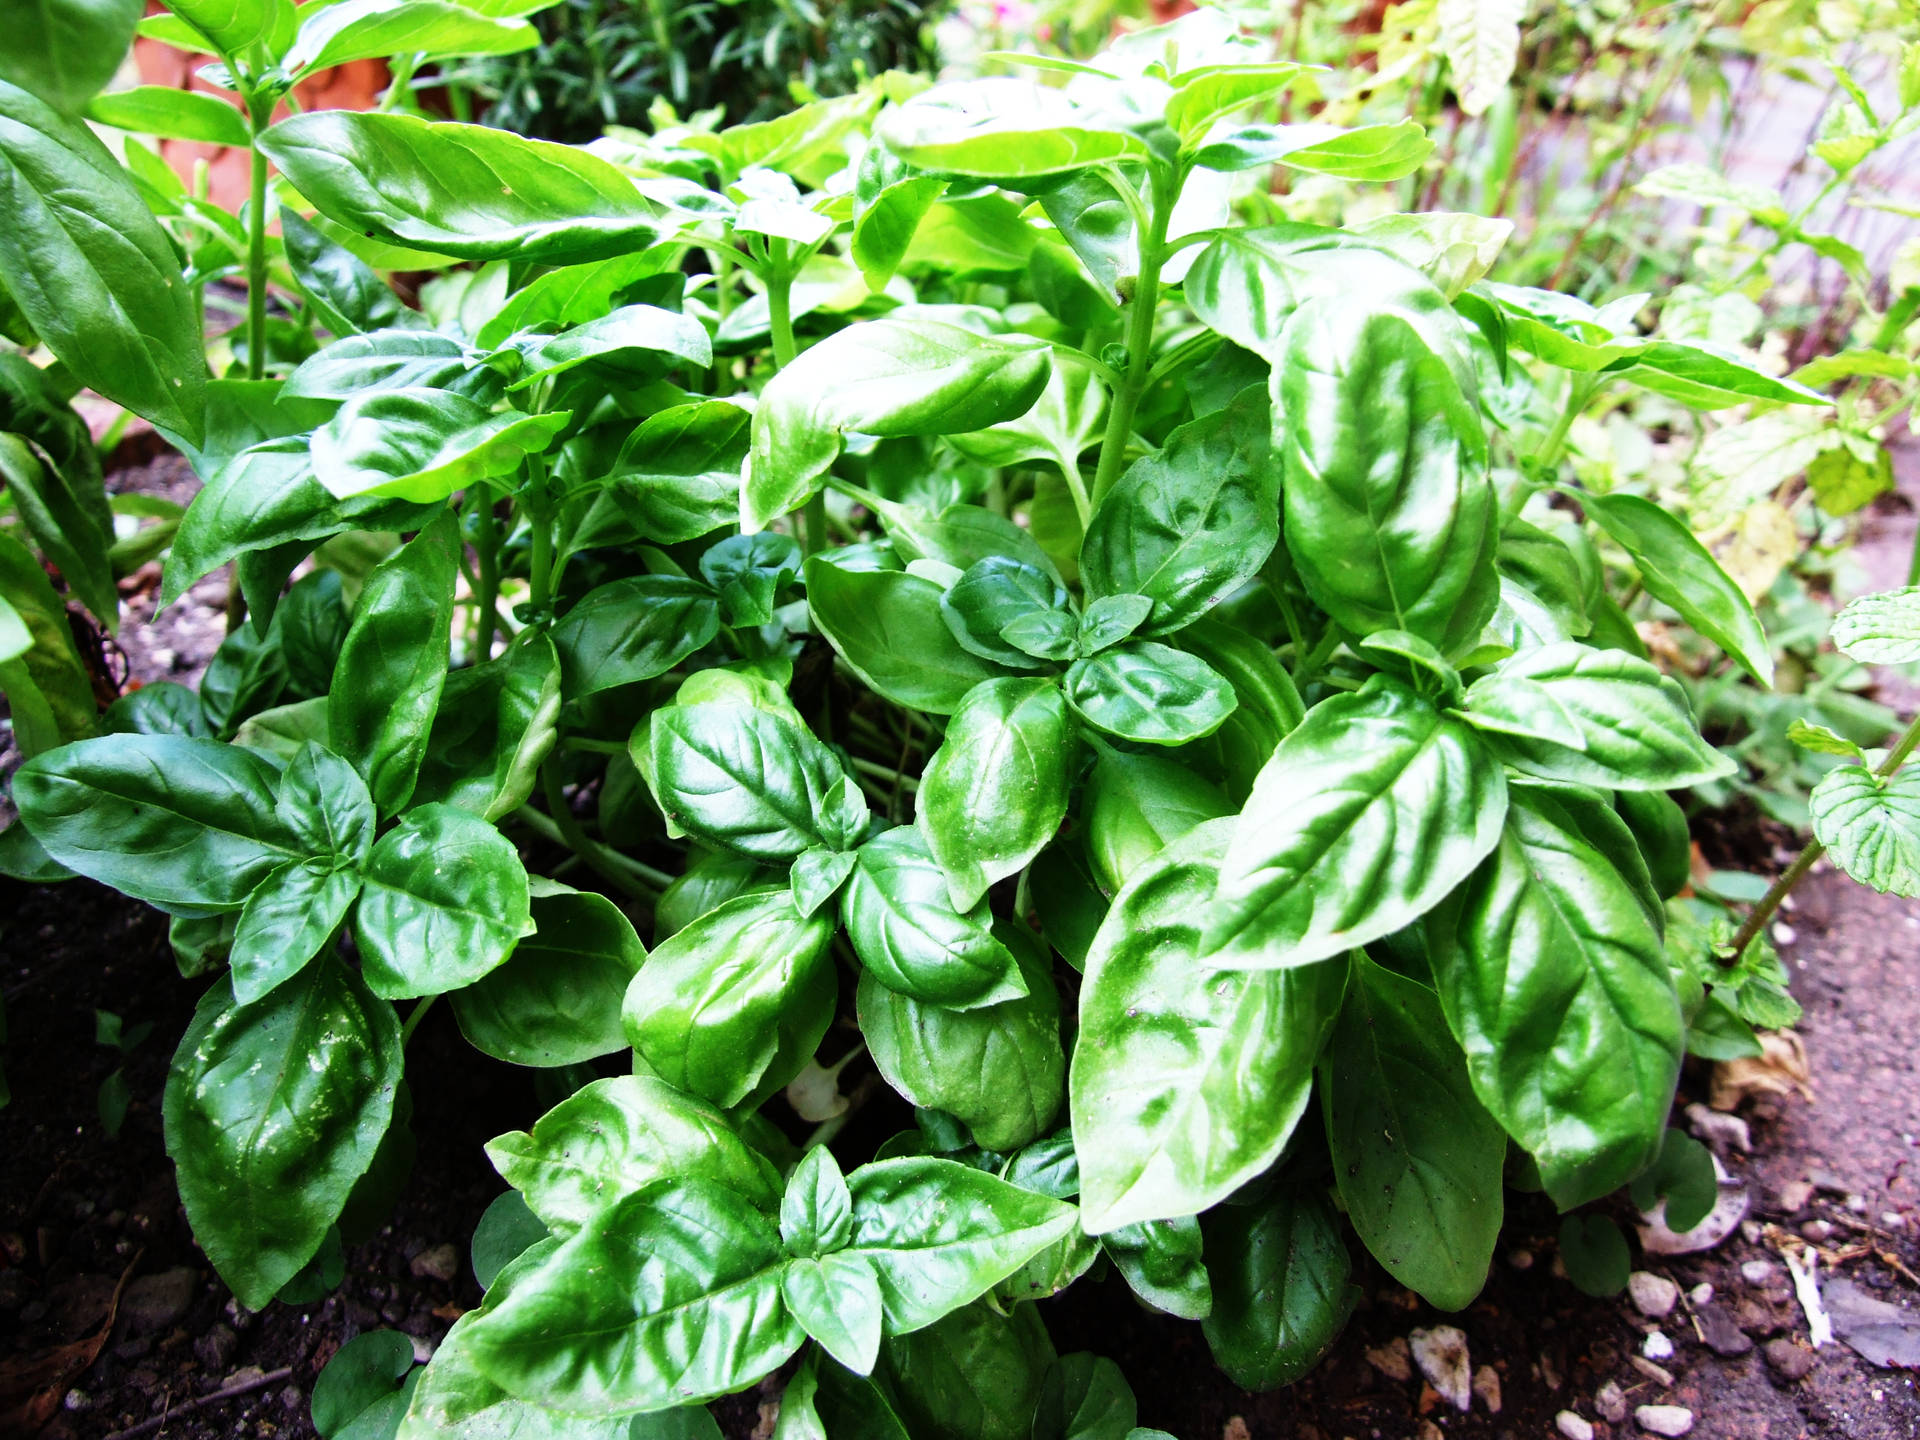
[2,453,1919,1440]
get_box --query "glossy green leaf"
[0,530,98,755]
[857,919,1063,1153]
[1204,677,1506,968]
[1810,764,1920,896]
[1084,749,1230,894]
[916,677,1074,909]
[165,0,273,52]
[1610,340,1831,410]
[1063,642,1236,746]
[1462,643,1734,789]
[502,304,711,388]
[1167,61,1312,140]
[783,1254,884,1376]
[164,960,402,1308]
[622,889,836,1109]
[1629,1127,1718,1233]
[1321,953,1503,1310]
[875,78,1148,178]
[1030,1354,1134,1440]
[792,846,858,919]
[1194,119,1433,179]
[261,111,661,265]
[286,331,472,401]
[1071,820,1347,1232]
[1199,1184,1355,1391]
[229,858,361,1004]
[487,1074,783,1233]
[462,1179,802,1415]
[877,1301,1053,1440]
[85,85,248,145]
[411,634,561,822]
[745,318,1051,531]
[14,735,298,913]
[805,559,1011,715]
[354,803,531,999]
[280,209,422,338]
[283,0,537,77]
[452,886,645,1066]
[1575,490,1772,686]
[940,556,1069,670]
[1278,301,1497,656]
[551,576,720,699]
[1171,618,1304,802]
[853,143,949,291]
[1102,1217,1211,1321]
[1832,585,1920,665]
[1558,1213,1629,1297]
[313,1330,416,1440]
[0,79,207,439]
[1426,785,1683,1208]
[842,826,1026,1009]
[561,400,747,551]
[0,0,141,112]
[700,531,802,629]
[1614,789,1692,900]
[329,509,458,816]
[313,389,568,504]
[1079,390,1278,635]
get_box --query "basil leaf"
[875,78,1149,178]
[916,677,1074,909]
[560,400,747,551]
[14,734,299,913]
[313,388,570,504]
[486,1074,784,1234]
[1810,764,1920,896]
[1321,953,1505,1310]
[354,803,532,999]
[700,531,802,629]
[1610,339,1832,410]
[99,681,208,739]
[1199,1183,1356,1390]
[651,702,864,861]
[229,859,361,1005]
[0,532,99,757]
[791,846,858,919]
[745,318,1051,530]
[1462,643,1734,789]
[1063,642,1237,746]
[843,1157,1079,1333]
[550,575,720,701]
[1169,619,1304,803]
[1079,389,1279,635]
[1084,749,1231,893]
[1071,820,1346,1232]
[1576,490,1772,686]
[500,304,711,389]
[783,1254,885,1376]
[85,84,249,145]
[622,889,836,1109]
[410,633,561,822]
[857,918,1063,1153]
[877,1300,1054,1440]
[940,556,1070,669]
[165,0,273,53]
[451,886,645,1067]
[282,0,537,78]
[462,1178,802,1415]
[279,209,423,339]
[1101,1217,1211,1321]
[805,559,1012,715]
[842,826,1027,1009]
[329,509,459,816]
[1194,119,1433,178]
[1427,785,1684,1208]
[655,850,779,942]
[1831,585,1920,664]
[163,961,402,1308]
[260,111,662,265]
[0,427,116,627]
[285,330,473,400]
[2,0,141,113]
[0,79,207,439]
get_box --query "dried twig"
[99,1366,293,1440]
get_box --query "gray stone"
[409,1243,459,1282]
[1698,1303,1754,1357]
[1628,1271,1679,1317]
[1408,1325,1471,1413]
[1636,1404,1695,1436]
[120,1267,196,1335]
[1595,1380,1627,1423]
[193,1323,237,1372]
[1764,1338,1816,1380]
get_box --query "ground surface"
[3,461,1920,1440]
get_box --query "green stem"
[400,995,437,1049]
[537,763,657,902]
[1292,625,1341,686]
[1089,167,1178,510]
[767,252,798,370]
[1535,373,1602,478]
[803,493,827,557]
[850,755,918,791]
[472,491,500,658]
[244,93,272,383]
[380,52,421,112]
[1724,706,1920,964]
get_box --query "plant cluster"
[0,1,1905,1433]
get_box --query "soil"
[2,456,1919,1440]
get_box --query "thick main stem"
[244,95,272,382]
[473,492,500,658]
[1089,168,1176,511]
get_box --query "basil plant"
[1,7,1836,1429]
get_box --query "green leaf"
[1193,120,1434,179]
[354,803,531,999]
[410,633,560,822]
[560,399,748,551]
[164,961,402,1309]
[1167,62,1312,141]
[1199,1184,1356,1391]
[857,918,1064,1154]
[744,318,1051,531]
[1278,301,1497,656]
[1070,820,1347,1232]
[1634,164,1789,227]
[1462,643,1735,789]
[1321,954,1504,1310]
[805,559,1014,715]
[1436,0,1524,115]
[1031,1353,1136,1440]
[700,531,802,628]
[1203,677,1507,968]
[285,331,472,400]
[1171,619,1304,803]
[1063,642,1237,746]
[0,0,141,112]
[1349,212,1512,300]
[1080,390,1278,636]
[791,846,857,919]
[1102,1216,1211,1321]
[0,79,207,440]
[230,858,361,1005]
[781,1146,855,1258]
[1083,749,1229,895]
[313,1331,416,1440]
[650,702,864,862]
[842,1157,1079,1334]
[1810,764,1920,896]
[940,556,1069,670]
[313,389,570,504]
[470,1191,547,1292]
[260,111,661,265]
[1427,785,1683,1208]
[783,1254,885,1376]
[451,885,645,1067]
[0,531,98,756]
[1558,1213,1630,1297]
[1611,340,1832,410]
[14,735,298,913]
[916,677,1074,909]
[283,0,537,78]
[329,508,458,816]
[1576,491,1773,686]
[875,77,1149,178]
[1832,585,1920,665]
[501,305,711,389]
[852,144,948,291]
[486,1074,783,1234]
[877,1301,1053,1440]
[1629,1128,1718,1233]
[551,576,720,700]
[84,85,248,145]
[462,1179,802,1415]
[165,0,273,53]
[280,209,422,338]
[622,890,836,1109]
[842,826,1027,1009]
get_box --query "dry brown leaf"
[1712,1029,1813,1110]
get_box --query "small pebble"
[1688,1282,1714,1307]
[193,1323,237,1372]
[63,1390,91,1413]
[1364,1336,1412,1382]
[410,1243,459,1282]
[1642,1330,1675,1360]
[1882,1212,1907,1230]
[1740,1259,1778,1285]
[1508,1247,1534,1270]
[1771,922,1795,945]
[1801,1219,1834,1242]
[1764,1338,1815,1381]
[1740,1220,1763,1244]
[1472,1363,1501,1414]
[1555,1412,1594,1440]
[1408,1325,1472,1413]
[1846,1194,1869,1215]
[1596,1380,1627,1423]
[409,1333,437,1364]
[1775,1180,1814,1214]
[1629,1271,1679,1318]
[1636,1404,1695,1437]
